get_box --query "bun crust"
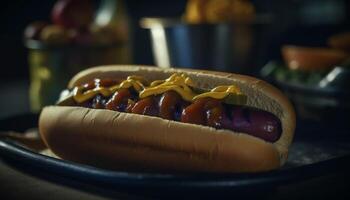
[39,65,295,173]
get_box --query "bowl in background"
[260,61,350,127]
[140,17,272,75]
[282,45,348,71]
[328,32,350,52]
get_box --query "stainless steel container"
[26,40,130,112]
[141,17,271,75]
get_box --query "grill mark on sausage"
[77,88,282,142]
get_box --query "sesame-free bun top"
[40,65,296,173]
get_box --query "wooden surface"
[0,159,111,200]
[1,156,350,200]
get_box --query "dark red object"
[51,0,94,29]
[181,98,208,126]
[131,97,158,116]
[106,89,132,112]
[159,91,182,120]
[69,28,95,45]
[231,106,282,142]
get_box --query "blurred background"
[0,2,349,199]
[0,0,349,120]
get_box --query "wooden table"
[0,159,113,200]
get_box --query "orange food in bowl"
[282,45,348,71]
[184,0,255,24]
[328,32,350,52]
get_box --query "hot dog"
[39,65,296,173]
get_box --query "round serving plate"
[1,113,350,199]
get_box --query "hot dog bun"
[39,65,296,173]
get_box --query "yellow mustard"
[139,73,197,101]
[72,73,244,103]
[73,76,145,103]
[192,85,243,101]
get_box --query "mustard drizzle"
[72,73,244,104]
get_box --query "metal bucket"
[141,17,271,75]
[26,40,130,112]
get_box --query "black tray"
[1,113,350,199]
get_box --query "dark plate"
[1,113,350,199]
